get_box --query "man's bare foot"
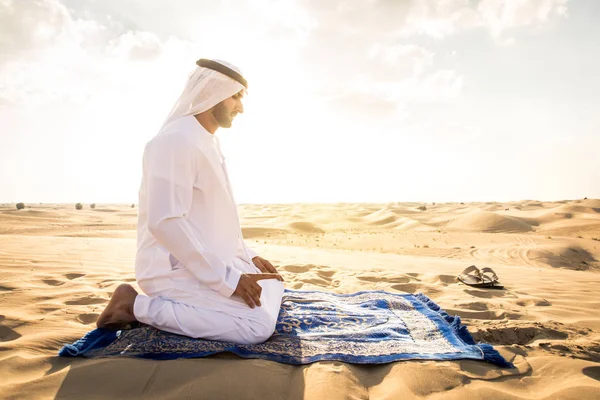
[96,284,138,330]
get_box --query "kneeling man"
[97,59,284,345]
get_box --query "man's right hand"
[233,273,283,308]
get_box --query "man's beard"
[211,102,234,128]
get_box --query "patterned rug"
[59,290,512,367]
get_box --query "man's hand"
[252,256,284,281]
[233,273,283,308]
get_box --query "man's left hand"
[252,256,284,281]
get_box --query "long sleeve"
[244,241,259,260]
[144,136,241,297]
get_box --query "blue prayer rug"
[59,290,512,367]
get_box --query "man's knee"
[243,307,278,344]
[244,323,275,345]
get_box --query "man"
[96,59,285,345]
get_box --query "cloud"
[368,43,434,75]
[0,0,570,117]
[297,36,461,119]
[299,0,568,40]
[478,0,569,38]
[0,0,100,61]
[290,0,569,117]
[107,31,163,61]
[0,0,324,109]
[0,0,194,108]
[398,0,481,39]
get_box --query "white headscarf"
[161,59,246,128]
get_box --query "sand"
[1,200,599,399]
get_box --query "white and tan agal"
[133,59,284,344]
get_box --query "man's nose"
[236,100,244,114]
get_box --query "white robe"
[133,115,284,344]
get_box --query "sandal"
[457,265,489,287]
[480,267,504,289]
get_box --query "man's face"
[212,90,245,128]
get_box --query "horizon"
[2,197,597,207]
[1,0,599,204]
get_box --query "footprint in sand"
[464,289,511,299]
[539,343,600,362]
[65,296,107,305]
[455,301,489,311]
[432,274,458,285]
[385,276,413,284]
[444,309,521,320]
[421,287,442,296]
[76,313,99,324]
[358,275,412,284]
[65,273,85,280]
[472,321,569,345]
[97,278,136,289]
[303,276,332,287]
[280,265,311,273]
[42,279,65,286]
[391,283,418,293]
[40,306,60,313]
[405,273,422,281]
[0,325,22,342]
[98,282,114,289]
[312,269,337,286]
[583,366,600,381]
[316,270,335,278]
[516,299,552,307]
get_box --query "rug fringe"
[59,328,117,357]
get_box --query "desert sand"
[1,199,599,399]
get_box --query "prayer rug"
[58,290,512,367]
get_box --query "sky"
[1,0,598,204]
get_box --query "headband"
[196,58,248,89]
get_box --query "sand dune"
[1,200,599,399]
[445,209,534,233]
[578,199,600,209]
[363,209,399,226]
[288,221,325,233]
